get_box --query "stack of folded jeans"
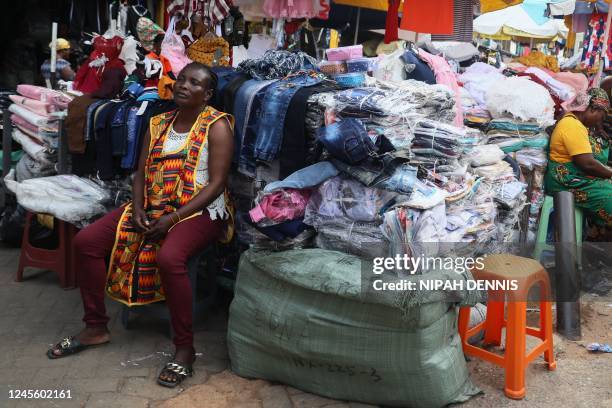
[409,119,464,175]
[237,50,318,80]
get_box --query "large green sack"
[228,249,481,408]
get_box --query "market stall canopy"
[480,0,576,14]
[333,0,403,11]
[474,4,569,39]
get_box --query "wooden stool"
[16,211,78,288]
[458,254,556,400]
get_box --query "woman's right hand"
[132,207,150,232]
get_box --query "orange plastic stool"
[16,212,78,288]
[458,254,556,400]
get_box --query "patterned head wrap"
[587,87,610,111]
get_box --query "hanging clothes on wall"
[431,0,475,42]
[126,3,152,39]
[581,13,612,72]
[263,0,316,19]
[400,0,454,35]
[69,0,110,37]
[191,0,232,25]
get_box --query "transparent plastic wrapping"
[469,145,505,167]
[304,176,397,224]
[4,171,110,224]
[311,214,388,259]
[485,76,555,127]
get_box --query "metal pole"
[1,112,12,209]
[50,22,58,90]
[57,118,68,175]
[594,6,612,86]
[354,7,361,45]
[554,191,581,340]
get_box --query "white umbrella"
[474,4,568,39]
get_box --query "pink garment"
[16,85,71,110]
[11,114,38,134]
[326,45,363,62]
[249,189,311,224]
[553,72,589,112]
[9,95,53,116]
[417,49,463,127]
[263,0,315,19]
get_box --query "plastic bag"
[470,145,505,167]
[4,171,110,224]
[374,48,406,83]
[161,16,192,76]
[485,76,555,127]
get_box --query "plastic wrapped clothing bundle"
[411,119,464,159]
[321,80,456,125]
[469,144,505,167]
[4,171,110,224]
[15,154,56,182]
[485,76,555,127]
[12,129,54,165]
[308,213,388,259]
[459,62,505,107]
[516,147,548,170]
[304,176,397,223]
[237,50,318,80]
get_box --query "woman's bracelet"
[170,212,181,225]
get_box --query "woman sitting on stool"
[545,87,612,232]
[47,62,234,388]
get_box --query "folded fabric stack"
[410,119,464,175]
[445,179,498,251]
[7,85,73,182]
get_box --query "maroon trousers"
[74,206,224,347]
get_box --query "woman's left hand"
[143,215,174,242]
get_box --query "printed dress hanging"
[581,13,612,72]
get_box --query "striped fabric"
[106,107,229,306]
[431,0,476,42]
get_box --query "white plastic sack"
[485,76,555,127]
[4,172,110,224]
[470,145,505,167]
[374,49,406,83]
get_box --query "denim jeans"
[211,67,240,110]
[331,150,416,195]
[234,79,276,167]
[263,161,339,193]
[238,80,277,176]
[120,106,141,169]
[253,73,323,162]
[317,118,375,164]
[111,101,131,156]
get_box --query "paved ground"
[0,244,610,408]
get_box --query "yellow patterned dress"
[106,107,233,306]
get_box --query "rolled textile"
[9,95,53,116]
[16,84,71,110]
[12,129,52,165]
[8,104,51,127]
[11,114,38,134]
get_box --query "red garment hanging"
[400,0,454,35]
[385,0,400,44]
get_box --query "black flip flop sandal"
[46,336,109,359]
[157,357,195,388]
